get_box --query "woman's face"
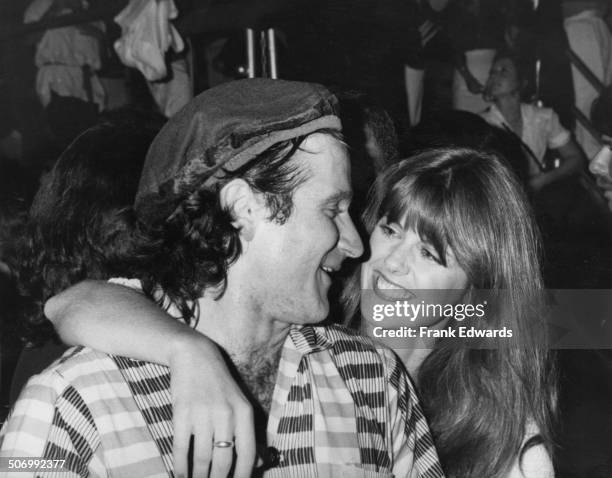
[360,216,470,330]
[485,58,520,100]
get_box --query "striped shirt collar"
[288,325,334,354]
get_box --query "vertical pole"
[535,58,542,106]
[246,28,255,78]
[267,28,278,79]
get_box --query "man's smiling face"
[242,132,364,325]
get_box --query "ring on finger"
[213,440,234,449]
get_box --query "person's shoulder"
[3,347,117,437]
[1,347,128,459]
[507,444,554,478]
[480,105,498,121]
[480,105,507,129]
[51,347,169,389]
[11,347,114,398]
[506,421,555,478]
[51,346,120,379]
[22,345,151,398]
[522,103,558,122]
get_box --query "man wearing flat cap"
[1,79,444,477]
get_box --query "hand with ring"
[44,281,257,478]
[169,334,255,478]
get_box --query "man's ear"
[219,179,263,241]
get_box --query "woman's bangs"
[380,175,449,264]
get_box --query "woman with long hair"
[42,147,557,477]
[343,148,556,476]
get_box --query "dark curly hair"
[138,128,344,324]
[9,118,162,345]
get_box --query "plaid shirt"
[0,325,444,478]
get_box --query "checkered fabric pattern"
[0,325,444,478]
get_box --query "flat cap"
[136,78,341,223]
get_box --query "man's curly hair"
[11,124,342,342]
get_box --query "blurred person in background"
[590,86,612,210]
[563,0,612,160]
[443,0,527,114]
[481,51,585,193]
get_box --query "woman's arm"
[45,280,255,478]
[529,138,585,191]
[46,280,195,360]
